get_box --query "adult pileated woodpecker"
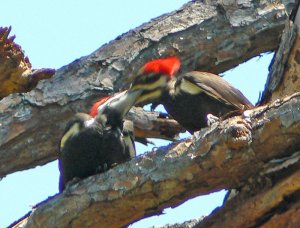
[130,56,254,133]
[58,91,139,192]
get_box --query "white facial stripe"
[179,79,231,105]
[178,79,203,95]
[132,76,167,91]
[123,135,135,158]
[60,123,80,149]
[136,90,162,104]
[84,118,95,127]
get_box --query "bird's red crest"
[142,56,180,78]
[89,96,111,117]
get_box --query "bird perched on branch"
[58,91,139,192]
[130,56,254,133]
[90,94,154,146]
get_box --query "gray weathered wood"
[259,24,297,104]
[12,93,300,228]
[0,0,295,177]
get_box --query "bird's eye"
[135,73,161,85]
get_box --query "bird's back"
[58,114,130,192]
[162,71,253,133]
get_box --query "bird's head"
[140,56,180,79]
[90,91,141,128]
[89,96,111,118]
[129,56,181,105]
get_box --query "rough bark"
[0,27,55,98]
[11,93,300,228]
[272,28,300,100]
[0,0,295,178]
[198,161,300,227]
[126,107,185,141]
[3,0,300,227]
[259,23,298,104]
[260,1,300,104]
[0,103,184,179]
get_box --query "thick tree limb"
[0,103,183,179]
[127,107,185,140]
[269,27,300,102]
[162,158,300,228]
[12,93,300,228]
[260,23,298,104]
[162,162,300,228]
[260,3,300,104]
[197,156,300,227]
[0,0,295,178]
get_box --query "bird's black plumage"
[58,113,134,192]
[160,71,254,133]
[58,90,140,192]
[130,57,253,134]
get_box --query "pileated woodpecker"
[130,56,254,133]
[58,91,139,192]
[90,94,154,146]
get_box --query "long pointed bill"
[98,90,143,119]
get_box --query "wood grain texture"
[0,27,55,98]
[11,93,300,228]
[0,0,295,178]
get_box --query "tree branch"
[127,107,185,140]
[12,93,300,228]
[0,103,184,178]
[260,2,300,104]
[259,23,298,104]
[0,0,295,178]
[198,154,300,227]
[0,27,55,98]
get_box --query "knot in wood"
[221,118,252,149]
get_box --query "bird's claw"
[96,163,108,173]
[242,110,252,126]
[207,114,219,126]
[64,177,81,195]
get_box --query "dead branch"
[259,24,298,104]
[0,27,55,98]
[260,3,300,104]
[0,104,184,179]
[0,0,295,178]
[12,93,300,228]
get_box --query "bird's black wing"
[182,71,254,110]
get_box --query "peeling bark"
[127,107,185,140]
[261,207,300,228]
[199,163,300,227]
[268,27,300,102]
[0,0,295,178]
[260,1,300,104]
[2,1,300,227]
[260,24,298,104]
[0,103,184,178]
[11,93,300,228]
[0,27,55,98]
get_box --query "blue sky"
[0,1,273,227]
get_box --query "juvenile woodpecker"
[90,94,154,146]
[58,90,140,192]
[130,56,254,133]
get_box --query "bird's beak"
[107,89,143,118]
